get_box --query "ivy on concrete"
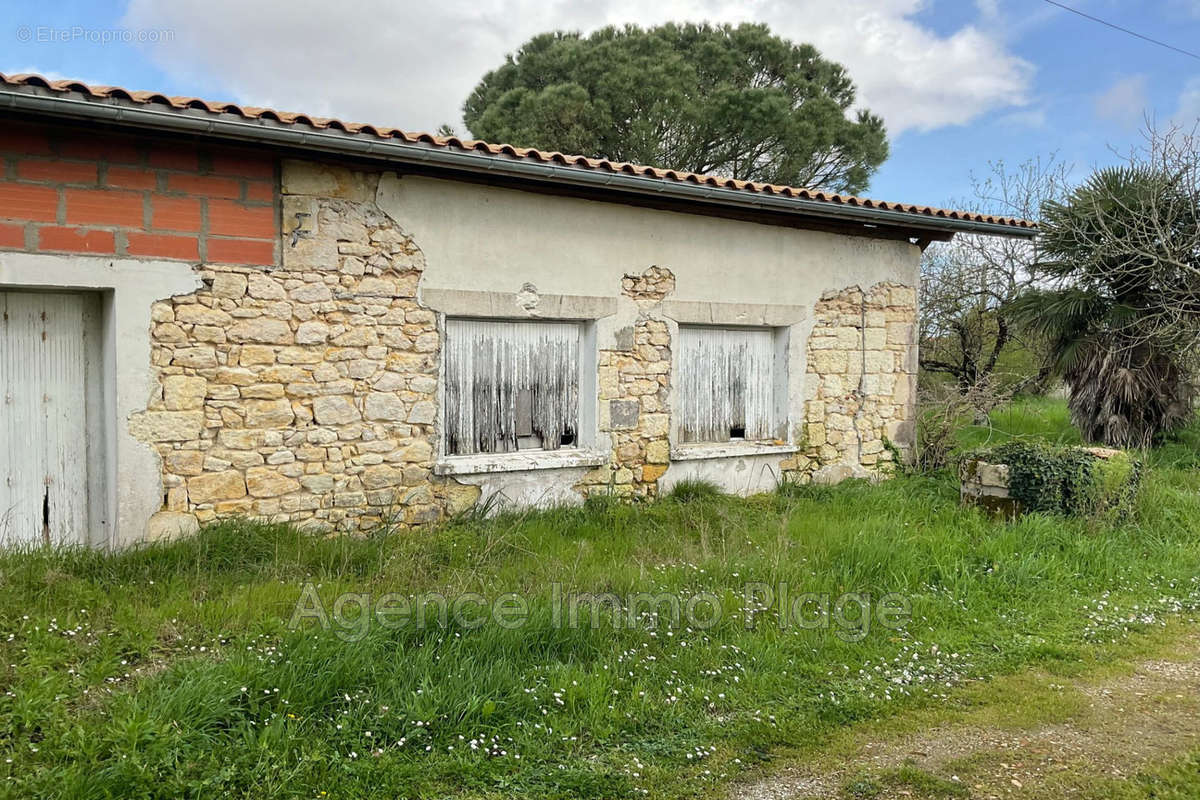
[966,441,1141,518]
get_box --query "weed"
[0,400,1198,798]
[664,478,725,503]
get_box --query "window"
[443,318,581,455]
[676,326,780,444]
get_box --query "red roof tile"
[0,72,1037,232]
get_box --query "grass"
[955,395,1083,450]
[663,478,727,504]
[841,764,969,799]
[1095,750,1200,799]
[2,397,1200,798]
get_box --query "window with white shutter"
[676,326,780,444]
[443,318,581,455]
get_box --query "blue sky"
[3,0,1199,212]
[881,0,1200,205]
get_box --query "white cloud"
[122,0,1032,137]
[975,0,1000,19]
[1175,76,1200,125]
[1094,74,1148,128]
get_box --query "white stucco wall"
[376,174,918,307]
[453,465,600,510]
[660,453,791,496]
[376,173,921,498]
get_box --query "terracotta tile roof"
[0,72,1037,233]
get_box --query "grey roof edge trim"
[0,86,1037,239]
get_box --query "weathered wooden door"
[1,292,95,546]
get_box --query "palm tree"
[1014,163,1200,448]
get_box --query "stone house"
[0,74,1036,547]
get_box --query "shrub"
[964,440,1141,517]
[916,378,1014,472]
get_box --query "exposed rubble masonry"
[131,161,478,535]
[1,133,920,535]
[577,266,675,499]
[783,282,917,483]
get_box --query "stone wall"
[783,282,917,483]
[961,446,1136,519]
[133,161,477,535]
[127,157,918,536]
[578,267,675,499]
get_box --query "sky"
[3,0,1200,212]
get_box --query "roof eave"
[0,85,1038,240]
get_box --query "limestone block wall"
[123,156,919,536]
[783,282,918,482]
[0,118,934,543]
[132,162,477,534]
[578,267,675,499]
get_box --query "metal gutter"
[0,87,1037,239]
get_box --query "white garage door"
[1,292,98,546]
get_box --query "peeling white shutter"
[677,326,775,443]
[0,292,91,546]
[444,319,580,455]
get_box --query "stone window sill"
[433,449,610,476]
[670,442,800,461]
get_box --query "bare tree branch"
[919,155,1071,392]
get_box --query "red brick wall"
[0,121,278,265]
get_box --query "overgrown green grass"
[2,400,1200,798]
[956,394,1083,451]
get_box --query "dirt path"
[736,631,1200,799]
